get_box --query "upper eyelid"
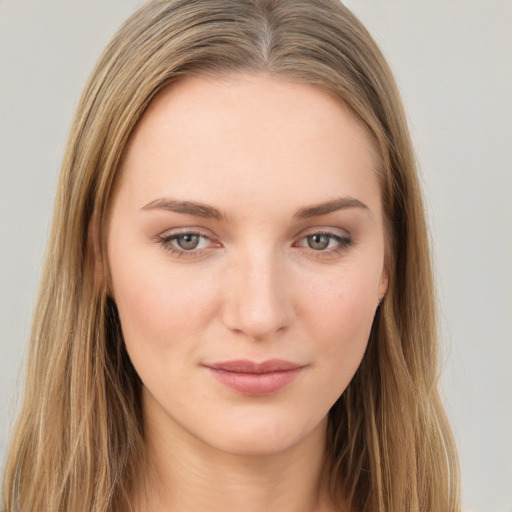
[300,229,348,237]
[158,227,216,239]
[294,225,351,240]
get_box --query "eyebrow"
[141,198,225,220]
[140,196,369,221]
[293,197,370,219]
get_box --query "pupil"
[178,234,200,250]
[308,234,329,250]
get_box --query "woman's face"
[107,73,388,456]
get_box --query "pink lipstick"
[203,359,305,396]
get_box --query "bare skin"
[139,403,334,511]
[104,73,387,512]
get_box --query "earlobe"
[88,216,105,289]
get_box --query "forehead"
[117,72,381,218]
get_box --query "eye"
[295,231,352,255]
[156,230,220,256]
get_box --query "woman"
[2,1,460,511]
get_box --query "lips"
[203,359,305,396]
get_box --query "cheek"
[109,249,220,356]
[306,265,379,335]
[301,263,380,381]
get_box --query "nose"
[221,250,295,341]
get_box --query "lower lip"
[205,367,304,396]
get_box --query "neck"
[133,398,337,512]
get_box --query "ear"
[88,215,105,289]
[378,267,389,304]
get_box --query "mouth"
[202,359,306,396]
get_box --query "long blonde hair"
[2,1,459,511]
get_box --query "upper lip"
[203,359,304,374]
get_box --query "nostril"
[224,307,292,342]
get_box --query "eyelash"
[156,231,217,257]
[294,231,353,258]
[156,230,353,259]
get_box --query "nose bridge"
[222,246,294,340]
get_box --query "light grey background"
[1,1,511,511]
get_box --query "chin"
[199,414,328,458]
